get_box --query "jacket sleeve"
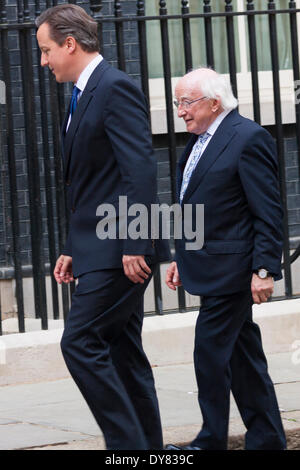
[103,77,157,255]
[61,231,72,257]
[238,127,283,280]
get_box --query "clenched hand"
[54,255,74,284]
[122,255,151,284]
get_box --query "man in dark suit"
[36,4,169,450]
[166,68,286,450]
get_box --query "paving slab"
[0,423,91,450]
[0,379,100,437]
[0,349,299,450]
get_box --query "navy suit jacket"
[61,59,170,277]
[175,109,283,296]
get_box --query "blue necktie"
[180,131,210,203]
[70,85,80,117]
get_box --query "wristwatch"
[257,268,271,279]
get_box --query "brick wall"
[284,133,300,246]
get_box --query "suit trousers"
[60,266,163,450]
[192,290,286,450]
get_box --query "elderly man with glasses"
[165,68,286,451]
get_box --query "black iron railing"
[0,0,300,334]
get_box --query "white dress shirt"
[66,54,103,131]
[182,108,232,175]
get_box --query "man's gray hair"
[193,68,238,111]
[35,4,99,53]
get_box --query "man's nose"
[40,53,48,67]
[177,105,186,118]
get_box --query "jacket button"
[71,207,75,213]
[66,179,71,186]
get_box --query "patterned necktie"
[70,85,80,117]
[180,131,210,203]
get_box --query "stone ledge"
[0,298,300,387]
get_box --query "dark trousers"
[192,290,286,450]
[60,267,163,450]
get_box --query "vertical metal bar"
[181,0,193,72]
[19,0,48,328]
[35,0,60,319]
[16,0,23,22]
[56,76,69,316]
[56,84,66,128]
[203,0,214,68]
[159,0,176,202]
[0,1,25,332]
[89,0,103,51]
[159,0,186,312]
[289,1,300,183]
[34,0,69,321]
[136,1,163,315]
[137,0,150,101]
[0,57,2,334]
[288,1,300,286]
[246,0,261,124]
[0,290,2,335]
[224,0,237,98]
[114,1,126,72]
[268,0,292,297]
[48,74,70,321]
[152,266,163,315]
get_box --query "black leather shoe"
[181,445,202,450]
[165,444,182,450]
[165,444,202,450]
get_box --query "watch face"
[258,269,268,279]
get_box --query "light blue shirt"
[180,109,232,202]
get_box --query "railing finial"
[89,0,103,18]
[137,0,145,16]
[159,1,167,13]
[0,0,7,23]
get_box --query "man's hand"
[54,255,74,284]
[165,261,182,290]
[122,255,151,284]
[251,273,274,304]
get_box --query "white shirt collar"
[75,54,103,93]
[206,108,232,137]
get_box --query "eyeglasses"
[173,96,208,109]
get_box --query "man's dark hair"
[35,4,99,53]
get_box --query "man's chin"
[54,75,64,83]
[185,121,194,132]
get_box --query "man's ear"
[64,36,76,53]
[211,97,221,113]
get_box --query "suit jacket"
[175,109,283,296]
[61,59,170,277]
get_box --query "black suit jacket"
[175,109,283,296]
[61,59,170,277]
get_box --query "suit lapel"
[63,91,93,171]
[176,135,197,201]
[181,110,239,203]
[60,114,68,168]
[62,59,111,175]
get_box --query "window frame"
[147,0,300,134]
